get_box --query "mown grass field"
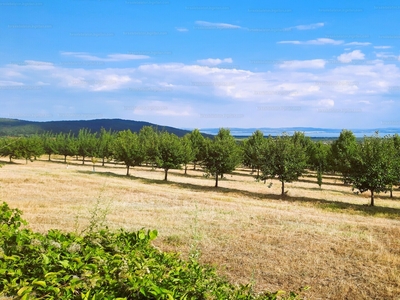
[1,157,399,299]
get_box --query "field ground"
[0,157,399,299]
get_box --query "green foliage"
[242,130,265,179]
[202,128,241,187]
[291,132,313,165]
[189,129,206,170]
[112,130,144,176]
[308,141,331,187]
[0,202,302,299]
[0,136,44,163]
[156,132,184,181]
[180,134,195,175]
[18,135,45,164]
[0,137,21,162]
[42,132,57,161]
[98,128,115,166]
[330,130,358,183]
[77,129,98,165]
[349,133,399,206]
[55,132,77,163]
[317,170,323,188]
[261,133,307,195]
[139,126,159,167]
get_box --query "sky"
[1,0,400,130]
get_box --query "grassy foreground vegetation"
[0,158,400,299]
[0,203,301,299]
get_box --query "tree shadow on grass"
[298,177,349,188]
[294,185,352,196]
[38,158,127,169]
[0,159,20,165]
[77,170,400,220]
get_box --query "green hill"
[0,118,210,137]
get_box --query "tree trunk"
[82,156,85,165]
[184,164,187,175]
[64,155,67,163]
[102,157,105,167]
[281,181,285,195]
[390,187,393,198]
[215,172,219,187]
[370,189,375,206]
[26,158,28,164]
[126,165,130,176]
[193,162,196,170]
[48,154,51,161]
[220,173,223,179]
[164,169,168,181]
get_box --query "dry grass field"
[1,157,399,299]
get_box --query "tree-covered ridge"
[0,118,212,138]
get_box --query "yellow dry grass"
[1,157,400,299]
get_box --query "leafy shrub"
[0,202,303,299]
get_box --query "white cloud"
[176,27,188,32]
[107,54,149,61]
[337,50,365,63]
[195,21,241,29]
[197,58,233,66]
[345,42,371,46]
[131,101,192,116]
[291,22,324,30]
[317,99,335,107]
[374,46,391,49]
[358,100,370,105]
[61,52,149,61]
[0,80,24,86]
[7,60,55,70]
[278,38,343,45]
[2,56,400,128]
[375,52,400,61]
[278,59,326,69]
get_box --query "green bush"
[0,202,303,299]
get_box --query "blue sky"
[1,0,400,130]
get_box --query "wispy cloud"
[375,52,400,61]
[61,52,149,61]
[290,22,324,30]
[374,46,392,49]
[278,38,343,45]
[175,27,188,32]
[195,21,241,29]
[278,59,326,69]
[337,50,365,63]
[345,42,371,46]
[197,58,233,66]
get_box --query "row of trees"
[0,127,399,206]
[0,127,239,184]
[242,129,400,206]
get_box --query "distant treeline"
[0,127,399,206]
[0,118,201,137]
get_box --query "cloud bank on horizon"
[0,0,400,130]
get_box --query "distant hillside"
[0,118,210,137]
